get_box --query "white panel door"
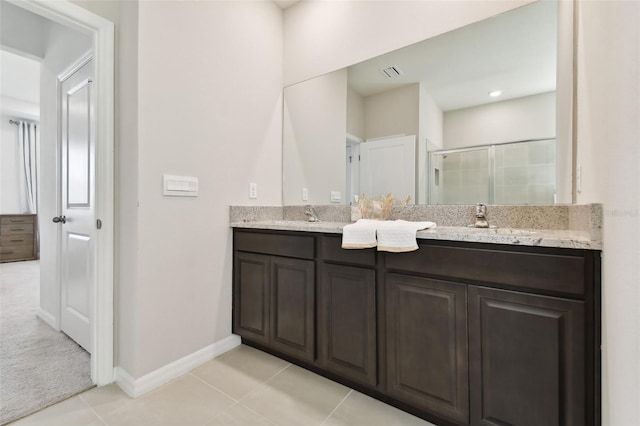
[58,59,95,353]
[359,135,416,202]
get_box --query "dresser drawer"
[0,244,34,262]
[1,223,34,236]
[0,215,34,225]
[0,235,33,246]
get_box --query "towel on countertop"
[342,219,437,252]
[376,220,436,252]
[341,219,379,249]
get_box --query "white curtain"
[17,121,39,214]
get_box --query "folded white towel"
[341,219,379,249]
[376,220,437,253]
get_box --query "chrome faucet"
[474,203,489,228]
[304,205,321,222]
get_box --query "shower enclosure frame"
[428,138,556,205]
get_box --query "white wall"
[134,0,283,377]
[347,87,364,140]
[364,84,419,140]
[38,18,92,325]
[443,91,556,149]
[575,1,640,424]
[555,0,575,204]
[419,88,443,203]
[283,0,536,86]
[0,1,48,60]
[283,69,347,205]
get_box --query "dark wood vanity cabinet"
[385,274,469,424]
[233,231,315,362]
[232,229,600,426]
[233,251,270,346]
[468,286,586,426]
[317,235,378,388]
[319,263,377,387]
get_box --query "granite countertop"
[230,220,600,250]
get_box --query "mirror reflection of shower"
[429,139,556,205]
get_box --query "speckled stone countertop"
[230,204,602,250]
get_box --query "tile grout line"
[235,362,293,404]
[200,400,242,426]
[236,402,281,426]
[263,362,292,384]
[78,394,108,426]
[319,389,353,426]
[188,372,242,403]
[81,379,173,423]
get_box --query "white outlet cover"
[249,183,257,199]
[330,191,341,203]
[302,188,309,201]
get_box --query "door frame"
[8,0,115,386]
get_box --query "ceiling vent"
[381,66,403,79]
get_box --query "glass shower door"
[429,139,556,205]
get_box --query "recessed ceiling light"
[489,90,502,97]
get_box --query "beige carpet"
[0,261,94,425]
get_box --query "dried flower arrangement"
[356,193,411,220]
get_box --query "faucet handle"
[304,205,321,222]
[476,203,487,217]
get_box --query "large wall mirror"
[283,0,574,206]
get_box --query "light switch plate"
[163,174,198,197]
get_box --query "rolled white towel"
[376,220,437,252]
[341,219,379,249]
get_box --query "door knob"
[52,215,66,224]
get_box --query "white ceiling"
[348,1,557,111]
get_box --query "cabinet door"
[319,264,377,387]
[469,286,585,426]
[270,256,315,362]
[233,252,270,345]
[386,274,469,424]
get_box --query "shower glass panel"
[429,139,555,205]
[494,139,556,204]
[431,147,490,205]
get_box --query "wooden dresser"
[0,214,38,263]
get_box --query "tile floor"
[11,345,436,426]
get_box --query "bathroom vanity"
[231,220,601,426]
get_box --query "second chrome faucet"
[474,203,489,228]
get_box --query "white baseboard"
[36,308,59,330]
[115,334,241,398]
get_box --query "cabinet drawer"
[0,215,34,225]
[0,244,34,261]
[1,235,33,246]
[1,223,34,236]
[234,231,314,260]
[321,235,375,267]
[385,243,585,296]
